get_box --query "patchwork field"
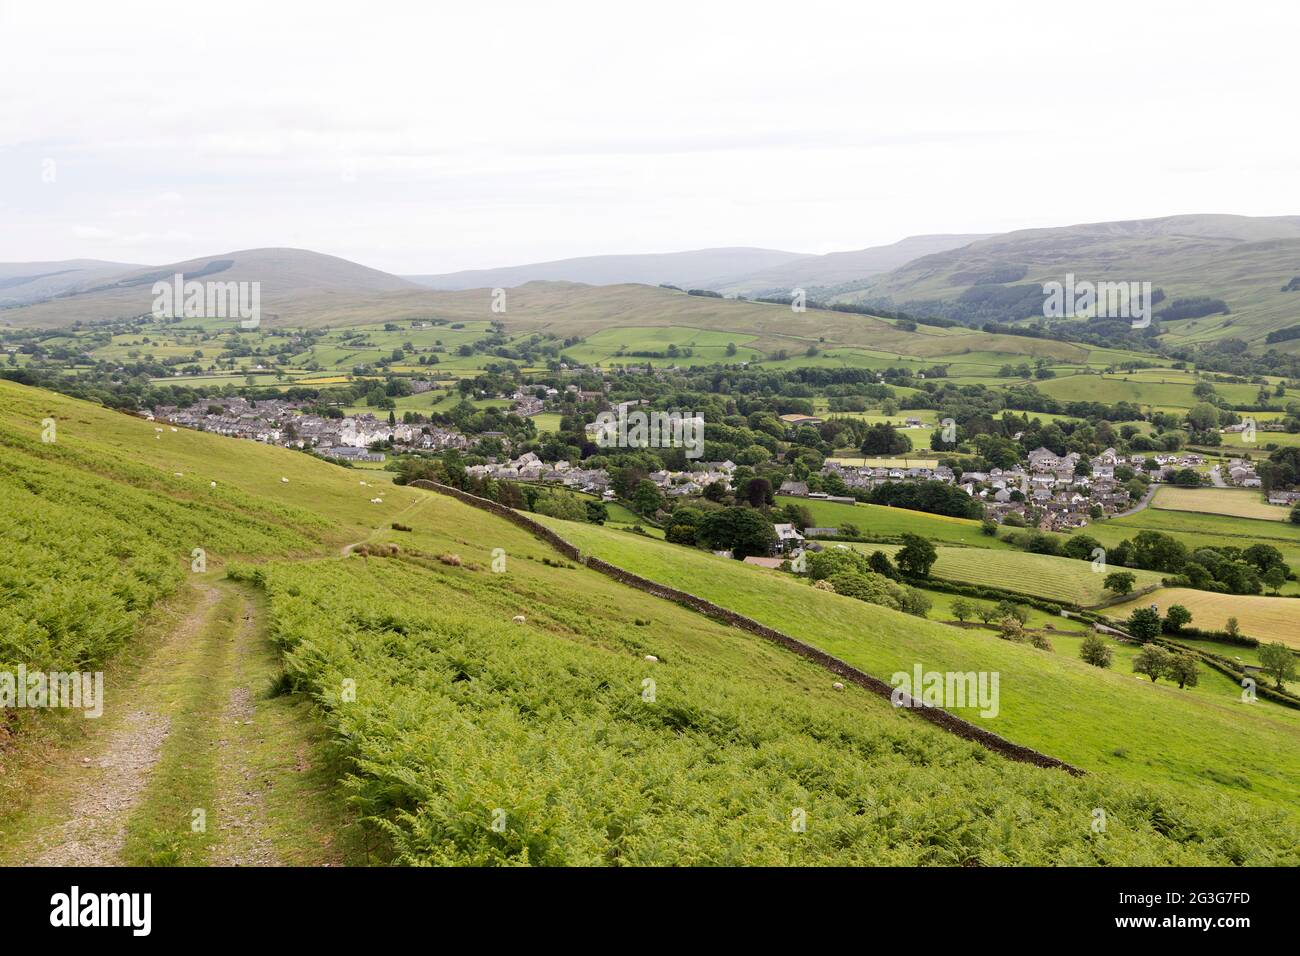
[1151,486,1285,522]
[1106,589,1300,650]
[1087,506,1300,568]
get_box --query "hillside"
[839,214,1300,348]
[2,378,1298,864]
[0,248,420,329]
[407,247,812,291]
[716,234,992,295]
[0,259,142,307]
[534,514,1300,817]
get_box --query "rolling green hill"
[3,378,1299,864]
[534,514,1300,818]
[839,214,1300,349]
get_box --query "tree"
[1258,642,1297,691]
[1263,566,1287,594]
[1103,571,1135,596]
[975,603,1000,625]
[1133,644,1171,682]
[950,598,975,623]
[698,507,778,560]
[585,500,609,525]
[1166,653,1200,689]
[895,533,937,577]
[860,423,911,456]
[1079,633,1113,668]
[742,477,773,508]
[1290,502,1300,525]
[867,550,897,578]
[1163,604,1192,633]
[995,600,1029,625]
[1225,616,1241,639]
[632,479,662,516]
[1126,606,1162,643]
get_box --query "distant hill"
[836,214,1300,349]
[407,247,812,291]
[0,248,419,328]
[716,234,992,295]
[0,259,142,307]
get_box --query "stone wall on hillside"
[409,478,1083,775]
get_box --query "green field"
[10,380,1299,863]
[1106,588,1300,650]
[1151,486,1285,522]
[856,546,1166,607]
[776,496,1008,549]
[536,514,1300,819]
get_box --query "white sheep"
[644,655,659,663]
[512,615,526,624]
[281,477,289,483]
[832,682,845,691]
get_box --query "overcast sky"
[2,0,1297,274]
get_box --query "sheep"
[281,477,289,483]
[512,615,526,624]
[832,682,845,691]
[644,655,659,663]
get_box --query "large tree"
[860,423,911,456]
[895,533,938,577]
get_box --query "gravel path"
[26,585,222,866]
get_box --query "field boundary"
[409,479,1084,775]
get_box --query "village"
[147,396,472,460]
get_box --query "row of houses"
[465,452,613,496]
[151,398,471,454]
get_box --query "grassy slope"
[4,379,1299,863]
[535,515,1300,817]
[1087,506,1300,570]
[1151,486,1285,522]
[848,544,1164,606]
[775,496,1008,549]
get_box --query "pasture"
[1106,588,1300,650]
[1151,486,1285,522]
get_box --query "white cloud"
[1,0,1297,272]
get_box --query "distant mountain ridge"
[406,235,990,294]
[0,259,144,307]
[0,248,419,327]
[838,214,1300,349]
[406,247,812,291]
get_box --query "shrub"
[1080,633,1113,668]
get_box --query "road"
[1109,484,1157,519]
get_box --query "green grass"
[853,545,1166,606]
[1086,505,1300,570]
[536,515,1300,819]
[776,496,1009,549]
[1151,486,1285,521]
[5,376,1300,865]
